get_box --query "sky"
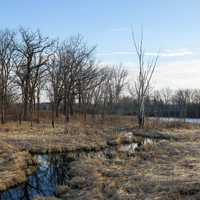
[0,0,200,89]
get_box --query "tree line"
[2,27,196,128]
[0,28,129,127]
[110,88,200,120]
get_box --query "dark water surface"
[0,154,70,200]
[0,148,116,200]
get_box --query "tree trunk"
[30,96,33,127]
[138,98,145,128]
[23,80,29,121]
[1,69,5,124]
[51,102,55,128]
[1,93,5,124]
[69,96,74,116]
[36,88,40,124]
[64,92,69,122]
[55,104,59,118]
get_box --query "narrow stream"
[0,148,118,200]
[0,154,70,200]
[0,132,155,200]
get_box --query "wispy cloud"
[157,49,193,57]
[97,49,194,57]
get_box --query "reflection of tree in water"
[0,154,70,200]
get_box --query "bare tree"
[47,48,64,127]
[132,30,159,128]
[173,89,193,121]
[0,29,15,124]
[59,35,95,122]
[160,87,173,119]
[110,64,128,104]
[15,28,53,122]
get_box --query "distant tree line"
[107,88,200,120]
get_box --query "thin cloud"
[147,51,193,57]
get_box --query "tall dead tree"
[132,31,158,128]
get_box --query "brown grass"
[53,127,200,200]
[0,115,136,154]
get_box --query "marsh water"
[0,148,119,200]
[0,133,153,200]
[153,117,200,124]
[0,154,70,200]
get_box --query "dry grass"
[53,127,200,200]
[0,120,106,153]
[0,116,136,154]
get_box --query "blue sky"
[1,0,200,89]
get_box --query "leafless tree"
[173,89,193,121]
[0,29,16,124]
[59,35,95,122]
[15,28,53,122]
[132,30,159,128]
[47,47,64,127]
[113,65,128,102]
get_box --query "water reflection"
[0,154,70,200]
[0,150,117,200]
